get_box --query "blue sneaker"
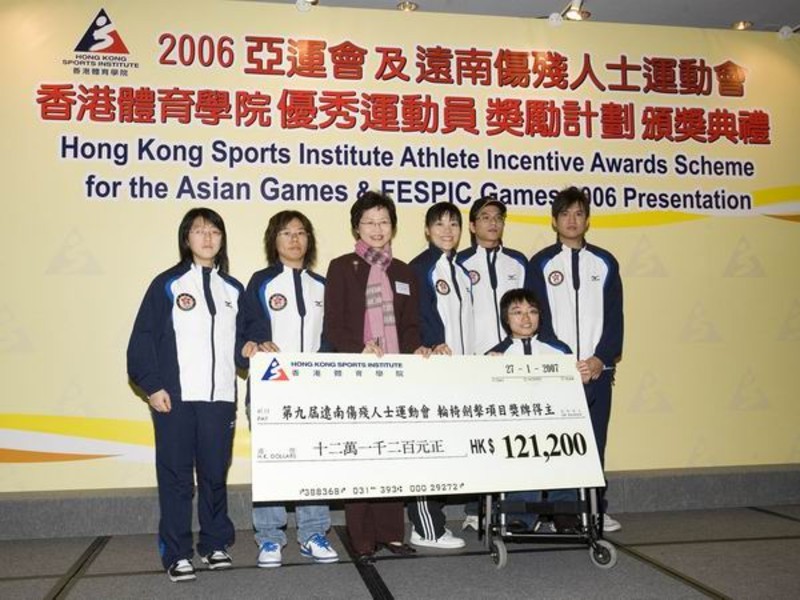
[257,541,282,568]
[300,533,339,563]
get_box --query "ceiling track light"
[777,24,799,39]
[397,1,418,12]
[563,0,590,21]
[732,20,752,31]
[295,0,318,13]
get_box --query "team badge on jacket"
[269,293,288,311]
[176,293,196,311]
[468,270,480,285]
[548,271,564,286]
[435,279,451,295]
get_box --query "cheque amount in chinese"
[469,432,589,462]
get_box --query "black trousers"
[408,496,447,539]
[152,400,236,569]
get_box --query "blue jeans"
[253,503,331,547]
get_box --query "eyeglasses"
[508,309,539,318]
[190,228,222,238]
[476,214,505,225]
[278,230,308,239]
[359,220,392,229]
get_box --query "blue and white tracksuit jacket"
[456,245,527,355]
[127,261,245,402]
[410,245,475,355]
[488,335,571,357]
[527,241,623,366]
[242,263,326,354]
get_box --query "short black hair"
[350,190,397,236]
[177,207,229,273]
[551,186,590,219]
[264,210,317,269]
[425,203,462,228]
[499,288,540,336]
[469,196,506,223]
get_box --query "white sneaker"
[533,519,557,534]
[300,533,339,564]
[603,514,622,532]
[167,559,196,582]
[462,515,479,531]
[257,541,282,568]
[410,528,466,549]
[201,549,232,570]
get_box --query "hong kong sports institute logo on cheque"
[262,358,290,382]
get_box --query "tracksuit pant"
[152,399,236,569]
[408,496,447,540]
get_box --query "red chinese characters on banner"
[244,36,285,76]
[532,51,569,90]
[237,36,750,98]
[374,47,410,81]
[118,87,156,124]
[236,91,272,127]
[329,41,368,80]
[34,83,771,144]
[401,94,439,133]
[416,45,454,84]
[287,39,327,78]
[714,61,746,97]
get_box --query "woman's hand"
[148,389,172,413]
[414,346,432,357]
[242,341,280,358]
[362,339,384,357]
[431,343,452,356]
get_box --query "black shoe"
[201,550,233,570]
[508,520,532,534]
[379,542,416,556]
[167,559,196,582]
[553,515,580,534]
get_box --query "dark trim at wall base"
[1,464,798,540]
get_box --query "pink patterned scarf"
[354,239,399,354]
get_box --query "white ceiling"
[259,0,800,33]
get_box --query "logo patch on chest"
[176,293,196,311]
[548,270,564,286]
[435,279,451,295]
[468,270,481,285]
[269,293,288,311]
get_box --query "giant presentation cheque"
[250,353,605,502]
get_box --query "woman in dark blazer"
[324,191,423,562]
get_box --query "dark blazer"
[324,252,421,354]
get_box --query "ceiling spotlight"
[561,0,592,21]
[397,1,418,11]
[563,0,590,21]
[295,0,318,12]
[732,20,752,31]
